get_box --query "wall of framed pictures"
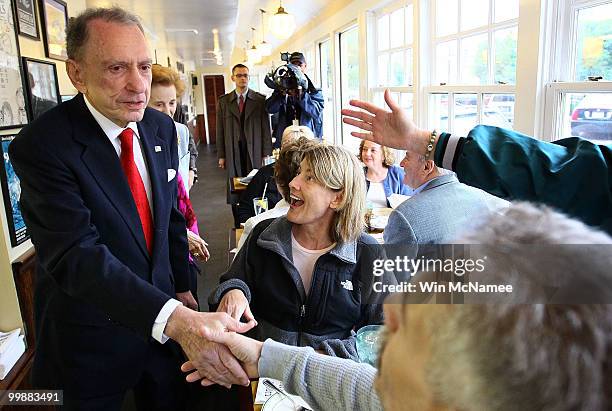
[0,0,86,333]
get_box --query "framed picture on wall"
[22,57,61,120]
[0,136,29,247]
[0,0,29,130]
[14,0,39,39]
[39,0,68,61]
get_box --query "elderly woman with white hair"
[210,143,395,359]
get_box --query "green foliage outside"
[575,19,612,81]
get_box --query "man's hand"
[182,332,263,382]
[187,230,210,262]
[218,158,225,169]
[176,291,198,310]
[217,289,256,323]
[164,306,256,388]
[341,89,432,153]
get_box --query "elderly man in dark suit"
[9,7,254,410]
[217,64,272,202]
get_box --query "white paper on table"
[254,378,312,409]
[387,194,410,209]
[0,328,21,355]
[240,169,259,184]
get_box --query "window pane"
[483,93,515,129]
[405,5,413,44]
[390,8,405,48]
[340,27,361,151]
[319,40,334,141]
[460,34,488,84]
[429,93,449,131]
[377,54,389,87]
[373,91,385,107]
[436,40,458,84]
[495,0,518,22]
[562,92,612,144]
[436,0,458,37]
[400,93,414,119]
[574,3,612,81]
[454,94,478,136]
[389,50,407,86]
[378,15,389,51]
[460,0,489,31]
[494,26,518,84]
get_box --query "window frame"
[539,0,612,141]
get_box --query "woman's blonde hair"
[151,64,186,97]
[302,144,366,243]
[358,140,395,167]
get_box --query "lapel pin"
[154,145,162,152]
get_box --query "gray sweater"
[259,339,383,411]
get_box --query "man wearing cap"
[265,52,324,147]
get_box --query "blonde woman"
[359,140,412,208]
[210,144,395,360]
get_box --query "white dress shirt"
[83,96,181,344]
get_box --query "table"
[367,207,393,243]
[231,177,247,194]
[228,228,244,267]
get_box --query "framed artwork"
[39,0,67,61]
[0,136,29,247]
[22,57,60,120]
[0,0,29,129]
[14,0,39,39]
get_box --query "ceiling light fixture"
[247,28,261,64]
[164,28,199,35]
[258,9,272,57]
[269,0,295,40]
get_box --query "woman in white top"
[359,140,412,208]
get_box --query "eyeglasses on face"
[234,73,249,78]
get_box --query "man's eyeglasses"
[234,74,249,79]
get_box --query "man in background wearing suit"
[217,64,272,202]
[9,7,254,410]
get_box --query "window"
[370,3,414,121]
[339,25,361,152]
[318,39,334,142]
[426,0,518,134]
[542,0,612,143]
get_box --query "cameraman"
[265,52,324,147]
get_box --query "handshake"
[165,290,262,388]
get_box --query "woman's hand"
[217,289,256,324]
[188,230,210,261]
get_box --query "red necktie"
[239,94,245,113]
[118,128,154,254]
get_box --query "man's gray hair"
[426,203,612,411]
[66,7,144,61]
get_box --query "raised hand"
[341,89,432,153]
[217,289,256,323]
[164,306,256,388]
[182,332,263,383]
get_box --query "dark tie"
[239,94,245,113]
[118,128,154,254]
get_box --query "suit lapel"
[228,93,240,120]
[137,117,168,241]
[69,94,150,260]
[244,90,257,122]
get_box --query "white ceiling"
[85,0,330,69]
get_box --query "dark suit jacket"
[9,94,189,394]
[216,90,272,176]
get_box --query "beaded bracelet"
[424,130,437,161]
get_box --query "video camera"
[264,52,308,94]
